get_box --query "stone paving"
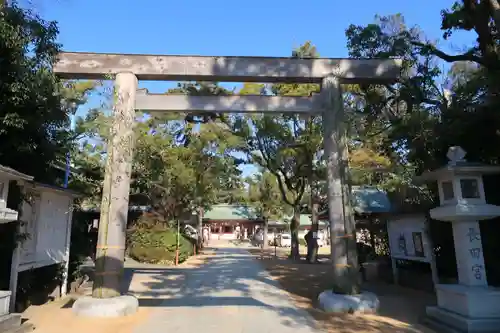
[130,245,320,333]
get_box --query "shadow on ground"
[113,243,437,332]
[251,248,437,333]
[123,248,320,331]
[69,244,436,332]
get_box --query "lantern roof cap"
[415,146,500,183]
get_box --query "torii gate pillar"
[93,72,137,298]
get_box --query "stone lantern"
[417,146,500,333]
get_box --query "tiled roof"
[203,204,260,221]
[351,186,391,213]
[203,205,327,226]
[0,164,33,181]
[318,186,391,218]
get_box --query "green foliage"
[231,42,323,258]
[343,10,500,196]
[247,172,285,221]
[74,81,246,224]
[127,220,194,265]
[0,3,80,182]
[343,6,500,286]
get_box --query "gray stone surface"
[54,52,402,84]
[72,295,139,317]
[133,247,319,333]
[0,290,11,316]
[318,290,380,314]
[426,305,500,333]
[0,313,21,332]
[135,90,319,114]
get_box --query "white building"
[0,165,78,314]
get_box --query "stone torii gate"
[53,52,401,317]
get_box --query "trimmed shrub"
[128,225,194,265]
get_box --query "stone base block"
[435,284,500,318]
[426,306,500,333]
[0,291,11,316]
[318,290,379,314]
[72,295,139,317]
[0,314,21,332]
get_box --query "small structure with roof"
[202,204,263,240]
[8,181,79,313]
[318,185,392,244]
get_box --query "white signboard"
[387,215,431,263]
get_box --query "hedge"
[128,225,195,265]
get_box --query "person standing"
[202,226,209,245]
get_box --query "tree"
[157,82,245,247]
[247,172,284,248]
[413,1,500,72]
[345,14,448,174]
[232,42,322,260]
[345,11,500,174]
[0,2,74,183]
[342,8,500,292]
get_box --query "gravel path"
[133,247,319,333]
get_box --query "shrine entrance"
[53,51,400,315]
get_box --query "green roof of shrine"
[203,204,260,221]
[203,205,329,227]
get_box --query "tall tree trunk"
[306,116,318,263]
[290,207,300,260]
[263,217,269,249]
[309,201,319,263]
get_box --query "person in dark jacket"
[304,230,313,262]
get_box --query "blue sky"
[32,0,475,177]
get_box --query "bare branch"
[411,41,484,65]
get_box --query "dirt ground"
[21,252,213,333]
[21,299,151,333]
[250,248,437,333]
[21,246,436,333]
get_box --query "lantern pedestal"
[416,147,500,332]
[426,285,500,333]
[425,204,500,332]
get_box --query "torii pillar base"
[72,295,139,318]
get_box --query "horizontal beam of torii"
[135,89,321,114]
[54,52,402,83]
